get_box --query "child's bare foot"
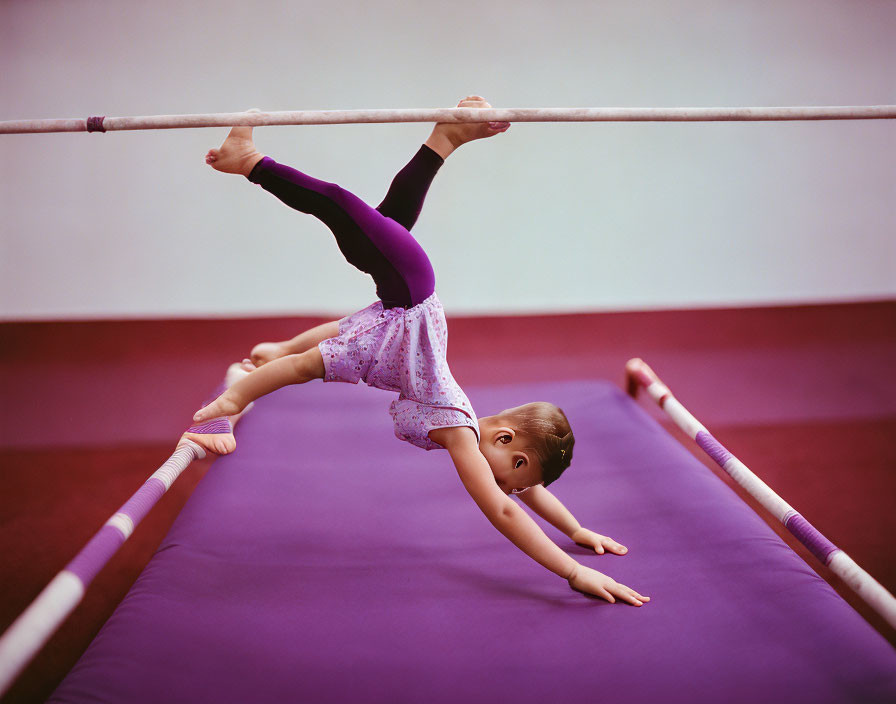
[425,96,510,158]
[181,397,237,454]
[205,113,266,176]
[178,363,256,456]
[250,341,289,367]
[181,426,236,455]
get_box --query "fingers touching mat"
[50,381,896,704]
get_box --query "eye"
[500,434,512,444]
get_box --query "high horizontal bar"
[2,105,896,134]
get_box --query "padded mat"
[50,380,896,703]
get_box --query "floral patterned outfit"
[319,293,479,449]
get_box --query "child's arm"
[435,428,648,606]
[517,485,628,555]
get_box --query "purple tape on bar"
[118,478,167,525]
[86,116,106,133]
[783,511,839,565]
[695,431,733,467]
[187,417,233,435]
[65,525,126,586]
[65,480,170,586]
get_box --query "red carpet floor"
[1,301,894,703]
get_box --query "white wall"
[1,0,893,320]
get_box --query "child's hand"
[569,527,628,555]
[567,565,649,606]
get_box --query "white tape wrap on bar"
[154,442,204,490]
[645,381,670,405]
[828,553,896,629]
[105,512,135,539]
[719,456,794,523]
[0,572,84,692]
[664,391,794,520]
[660,396,706,439]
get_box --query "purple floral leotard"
[319,293,478,449]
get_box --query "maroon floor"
[1,301,894,703]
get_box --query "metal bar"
[2,105,896,134]
[624,357,896,631]
[0,366,252,697]
[0,441,203,695]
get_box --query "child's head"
[479,402,574,494]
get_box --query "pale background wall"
[1,0,893,320]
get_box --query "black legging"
[247,145,444,309]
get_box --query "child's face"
[479,427,543,495]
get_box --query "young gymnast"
[183,97,649,607]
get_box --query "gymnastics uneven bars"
[0,376,251,698]
[1,105,896,134]
[625,358,896,632]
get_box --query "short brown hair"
[497,402,574,487]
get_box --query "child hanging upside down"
[182,97,650,607]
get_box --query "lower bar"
[0,573,85,692]
[624,357,896,631]
[0,441,202,696]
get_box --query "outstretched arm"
[434,427,648,606]
[518,485,628,556]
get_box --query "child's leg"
[250,320,340,367]
[374,145,444,231]
[193,347,325,425]
[247,157,434,309]
[375,96,510,230]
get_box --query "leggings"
[247,145,443,309]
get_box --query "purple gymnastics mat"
[50,380,896,704]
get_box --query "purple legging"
[247,145,443,309]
